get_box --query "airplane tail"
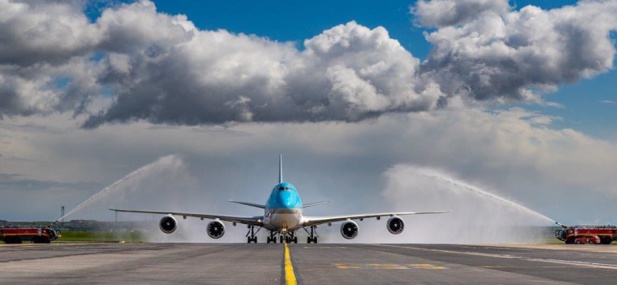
[279,154,283,183]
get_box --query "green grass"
[57,230,145,243]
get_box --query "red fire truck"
[555,225,617,244]
[0,226,60,244]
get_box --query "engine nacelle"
[206,220,225,239]
[387,216,404,235]
[340,221,359,239]
[159,215,177,234]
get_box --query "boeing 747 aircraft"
[111,156,447,243]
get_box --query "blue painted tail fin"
[279,154,283,183]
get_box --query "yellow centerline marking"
[284,243,298,285]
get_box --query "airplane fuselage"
[263,182,304,232]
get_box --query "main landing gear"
[305,225,318,244]
[285,232,298,244]
[266,231,279,243]
[265,231,298,243]
[247,226,317,244]
[246,225,260,243]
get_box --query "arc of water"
[416,169,555,224]
[58,155,181,222]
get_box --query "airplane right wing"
[110,208,264,227]
[302,211,448,227]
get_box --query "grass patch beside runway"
[57,230,144,243]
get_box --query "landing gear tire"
[247,236,257,243]
[307,237,318,244]
[284,236,298,244]
[267,235,278,244]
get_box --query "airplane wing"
[302,211,448,227]
[228,200,265,209]
[110,208,264,227]
[302,200,330,208]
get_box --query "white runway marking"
[379,244,617,270]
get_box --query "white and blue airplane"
[111,156,446,243]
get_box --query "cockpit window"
[278,186,291,191]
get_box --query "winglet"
[279,154,283,183]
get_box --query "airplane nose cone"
[276,191,296,208]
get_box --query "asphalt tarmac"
[1,243,616,284]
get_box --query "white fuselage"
[263,208,303,232]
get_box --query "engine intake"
[340,221,359,239]
[159,215,177,234]
[207,220,225,239]
[387,216,404,234]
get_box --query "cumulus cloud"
[416,0,617,103]
[84,16,436,127]
[413,0,510,28]
[0,0,616,127]
[0,0,98,66]
[0,0,101,117]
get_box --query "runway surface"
[1,243,617,284]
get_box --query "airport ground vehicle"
[555,225,617,244]
[0,226,60,244]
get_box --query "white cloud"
[416,0,617,103]
[84,18,437,127]
[0,0,615,126]
[0,0,98,66]
[413,0,510,28]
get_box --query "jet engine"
[340,221,359,239]
[159,215,177,234]
[387,216,404,234]
[206,220,225,239]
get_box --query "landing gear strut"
[305,225,318,244]
[266,231,279,243]
[246,225,260,243]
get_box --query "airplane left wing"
[110,208,264,227]
[302,211,448,227]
